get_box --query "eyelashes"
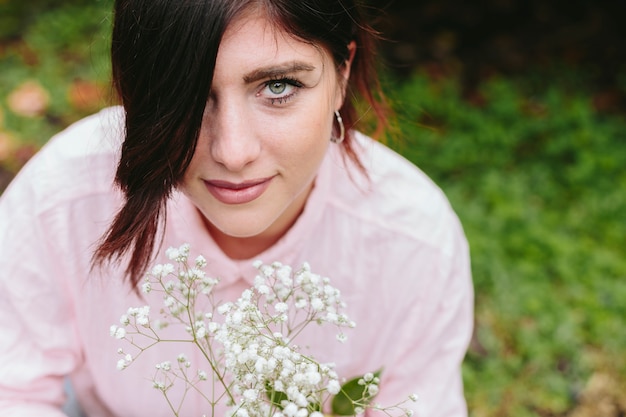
[259,77,304,105]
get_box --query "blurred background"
[1,0,625,416]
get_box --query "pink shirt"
[0,107,473,417]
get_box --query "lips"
[204,177,273,205]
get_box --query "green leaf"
[331,370,382,416]
[265,381,288,409]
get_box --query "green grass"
[1,1,625,415]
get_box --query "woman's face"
[181,10,352,258]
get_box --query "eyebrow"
[243,62,317,83]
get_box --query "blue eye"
[261,78,303,105]
[268,81,288,95]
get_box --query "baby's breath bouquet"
[110,244,418,417]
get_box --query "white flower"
[195,255,207,268]
[135,306,150,326]
[283,402,298,417]
[201,277,218,294]
[273,380,284,392]
[163,297,177,314]
[156,361,171,371]
[310,298,324,311]
[272,346,290,360]
[243,389,258,401]
[217,303,232,315]
[165,247,180,261]
[336,333,347,343]
[230,311,244,325]
[274,302,288,313]
[326,379,340,395]
[235,408,249,417]
[162,263,175,275]
[305,370,321,385]
[276,265,293,286]
[116,359,127,370]
[254,357,267,373]
[116,353,133,370]
[165,243,190,262]
[208,322,219,334]
[409,393,419,402]
[367,384,379,396]
[151,264,162,275]
[188,268,206,281]
[195,325,207,338]
[240,288,253,301]
[260,264,274,278]
[109,325,125,339]
[119,314,129,325]
[110,248,395,417]
[325,311,338,323]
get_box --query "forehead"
[217,11,328,70]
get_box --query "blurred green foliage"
[387,73,626,415]
[0,0,103,40]
[0,0,113,152]
[1,1,625,415]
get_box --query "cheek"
[179,140,209,191]
[274,116,330,167]
[278,103,333,148]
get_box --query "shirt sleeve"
[0,163,81,416]
[374,217,474,417]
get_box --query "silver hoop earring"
[330,110,345,144]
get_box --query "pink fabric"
[0,107,474,417]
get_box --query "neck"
[205,222,280,260]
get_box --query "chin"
[209,215,276,238]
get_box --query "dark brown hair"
[93,0,389,287]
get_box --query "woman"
[0,1,474,416]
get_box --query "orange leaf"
[7,80,50,118]
[0,132,17,162]
[68,79,106,112]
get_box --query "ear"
[335,41,357,110]
[340,41,357,81]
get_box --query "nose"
[205,102,261,172]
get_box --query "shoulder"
[28,105,123,184]
[1,106,124,214]
[327,132,464,257]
